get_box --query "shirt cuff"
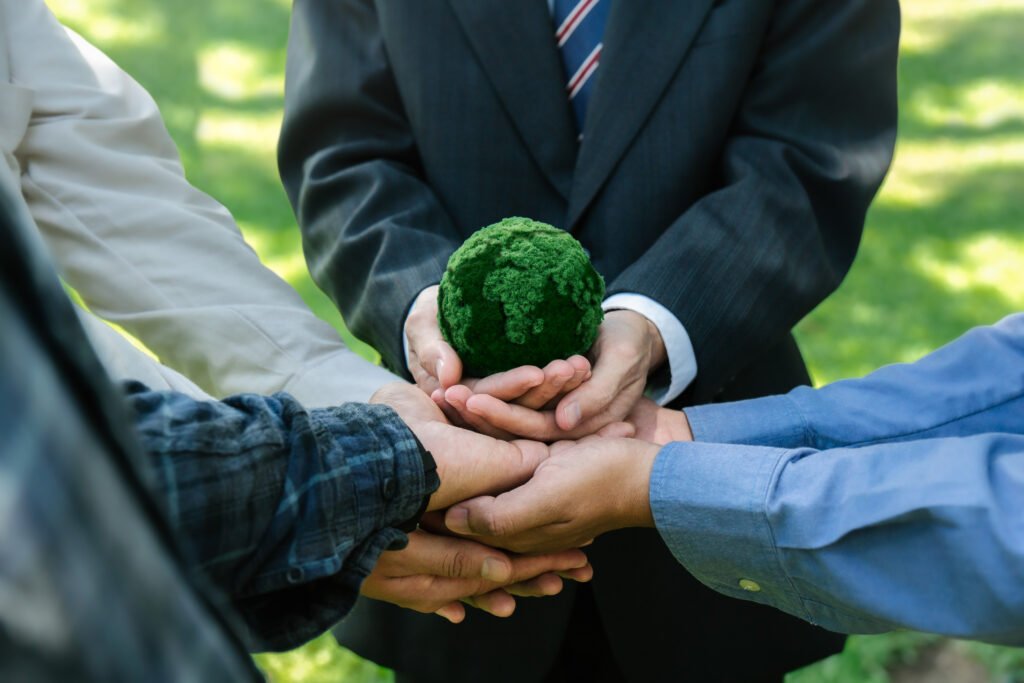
[243,403,438,650]
[684,394,812,448]
[602,293,696,405]
[649,441,809,621]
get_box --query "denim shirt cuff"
[649,441,811,623]
[685,394,810,449]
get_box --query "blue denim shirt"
[650,314,1024,645]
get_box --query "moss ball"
[438,217,605,376]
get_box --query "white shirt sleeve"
[6,0,397,407]
[603,292,697,405]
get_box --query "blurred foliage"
[48,0,1024,680]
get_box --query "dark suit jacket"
[279,1,899,680]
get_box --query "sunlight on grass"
[51,0,162,44]
[909,80,1024,130]
[254,634,392,683]
[199,42,284,102]
[197,109,282,155]
[243,229,313,283]
[913,234,1024,300]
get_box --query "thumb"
[409,532,515,582]
[414,337,463,390]
[445,482,554,541]
[406,286,463,388]
[425,427,550,510]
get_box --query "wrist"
[397,428,439,532]
[658,407,693,443]
[616,441,660,529]
[643,316,668,371]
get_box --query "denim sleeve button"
[286,567,305,584]
[739,578,761,592]
[382,476,397,500]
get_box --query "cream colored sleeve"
[5,0,398,406]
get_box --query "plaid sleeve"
[122,382,436,651]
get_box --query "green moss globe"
[438,217,605,376]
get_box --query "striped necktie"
[553,0,610,134]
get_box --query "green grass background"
[48,0,1024,680]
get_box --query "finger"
[434,602,466,624]
[443,386,516,440]
[558,564,595,583]
[504,573,564,597]
[549,439,579,456]
[555,354,627,431]
[504,548,589,582]
[425,426,551,510]
[431,388,468,428]
[464,589,516,618]
[464,393,564,441]
[416,339,463,390]
[596,422,636,438]
[402,529,516,582]
[409,357,442,396]
[445,482,557,540]
[558,355,593,395]
[464,366,545,401]
[514,359,575,409]
[406,288,459,388]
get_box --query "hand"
[437,356,592,439]
[404,285,464,395]
[442,310,666,441]
[405,286,592,431]
[444,436,662,554]
[625,398,694,445]
[362,528,594,623]
[369,382,549,513]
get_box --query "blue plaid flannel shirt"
[124,384,436,651]
[0,168,435,680]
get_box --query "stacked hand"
[445,436,662,553]
[405,286,665,441]
[369,382,594,622]
[380,290,693,622]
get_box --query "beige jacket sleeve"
[1,0,398,406]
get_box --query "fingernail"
[565,402,581,428]
[436,358,445,379]
[481,557,510,583]
[446,507,471,535]
[465,397,485,416]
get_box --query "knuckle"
[441,550,469,578]
[482,510,513,538]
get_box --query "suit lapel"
[448,0,578,202]
[567,0,716,228]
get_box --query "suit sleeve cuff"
[649,441,809,621]
[602,293,696,405]
[684,394,812,448]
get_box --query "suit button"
[287,567,305,584]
